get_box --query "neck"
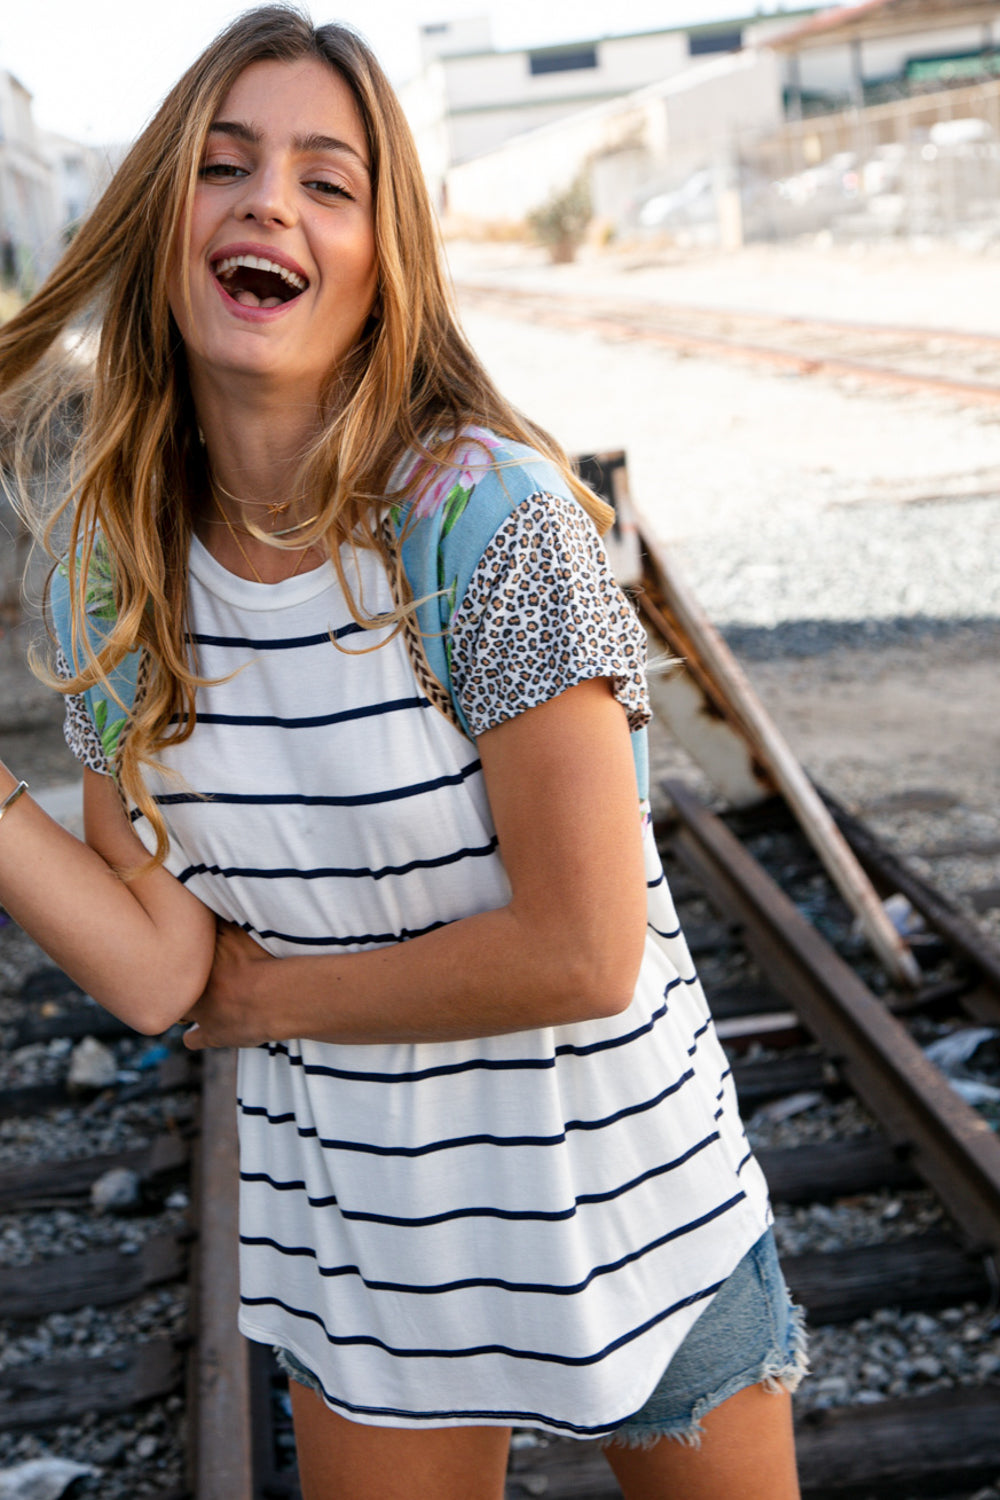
[188,358,328,509]
[191,384,327,584]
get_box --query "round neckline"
[189,532,333,610]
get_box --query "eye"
[305,178,353,200]
[199,162,248,182]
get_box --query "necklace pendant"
[266,501,292,522]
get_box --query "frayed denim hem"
[760,1299,810,1398]
[601,1288,810,1452]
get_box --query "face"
[169,56,378,403]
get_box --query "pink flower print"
[412,429,502,518]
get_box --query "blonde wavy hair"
[0,4,613,864]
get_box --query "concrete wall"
[401,26,696,188]
[444,49,782,228]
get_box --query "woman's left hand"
[181,920,275,1050]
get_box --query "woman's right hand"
[182,920,277,1050]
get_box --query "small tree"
[527,173,592,263]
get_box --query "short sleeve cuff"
[449,493,651,739]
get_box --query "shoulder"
[394,427,580,599]
[396,427,573,528]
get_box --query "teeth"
[213,254,307,292]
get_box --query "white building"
[765,0,1000,113]
[400,10,822,208]
[0,70,57,290]
[445,47,784,233]
[42,132,116,246]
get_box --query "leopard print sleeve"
[56,649,112,776]
[449,492,651,738]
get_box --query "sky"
[1,0,806,145]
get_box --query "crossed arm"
[0,677,647,1044]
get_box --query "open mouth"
[212,253,309,309]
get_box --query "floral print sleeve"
[56,649,112,776]
[449,493,651,738]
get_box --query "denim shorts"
[275,1226,807,1448]
[606,1225,807,1447]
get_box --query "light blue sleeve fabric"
[392,430,650,803]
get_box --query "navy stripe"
[190,622,364,649]
[236,918,448,948]
[240,1198,741,1365]
[647,872,666,890]
[735,1148,754,1176]
[191,696,427,730]
[212,1361,638,1438]
[236,1066,697,1156]
[240,1190,744,1298]
[255,978,699,1086]
[687,1017,711,1055]
[150,758,482,809]
[260,994,677,1085]
[649,920,682,940]
[176,836,499,886]
[265,1039,555,1083]
[240,1130,720,1228]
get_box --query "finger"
[182,1022,205,1050]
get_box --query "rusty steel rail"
[662,777,1000,1257]
[458,282,1000,406]
[821,788,1000,1009]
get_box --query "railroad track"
[3,762,999,1498]
[456,280,1000,407]
[0,964,238,1499]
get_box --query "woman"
[0,8,804,1497]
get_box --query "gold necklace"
[208,471,320,537]
[212,489,313,584]
[212,472,292,526]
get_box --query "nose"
[236,163,297,228]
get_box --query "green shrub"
[527,174,592,262]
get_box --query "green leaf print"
[440,485,473,540]
[83,539,118,622]
[92,698,126,764]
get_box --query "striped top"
[62,454,771,1438]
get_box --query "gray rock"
[67,1037,117,1091]
[90,1168,140,1213]
[0,1458,99,1500]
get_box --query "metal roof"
[768,0,1000,50]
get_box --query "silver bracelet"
[0,780,29,825]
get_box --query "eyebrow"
[208,120,369,172]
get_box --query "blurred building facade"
[0,67,111,292]
[400,9,822,213]
[0,69,55,290]
[770,0,1000,114]
[754,0,1000,241]
[410,1,1000,247]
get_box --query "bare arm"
[182,676,648,1050]
[0,764,216,1034]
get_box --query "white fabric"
[62,507,771,1438]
